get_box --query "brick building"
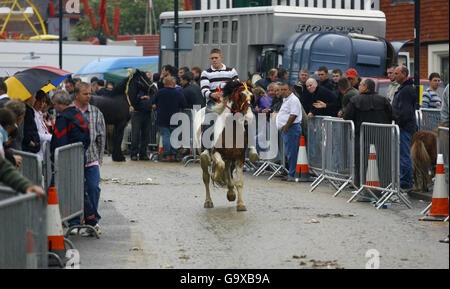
[381,0,449,83]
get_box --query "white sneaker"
[80,224,101,237]
[94,224,102,235]
[69,228,79,235]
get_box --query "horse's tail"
[411,137,431,190]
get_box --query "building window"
[207,0,211,9]
[231,20,238,43]
[441,55,449,85]
[194,22,200,44]
[390,0,414,5]
[204,22,210,43]
[227,0,230,8]
[212,21,219,44]
[222,21,228,43]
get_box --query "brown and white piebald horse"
[193,81,258,211]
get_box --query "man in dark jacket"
[181,72,205,109]
[337,78,359,117]
[152,76,187,162]
[0,78,10,107]
[51,90,90,160]
[294,69,309,99]
[392,65,417,190]
[130,84,153,161]
[317,66,336,92]
[305,78,338,118]
[51,90,96,231]
[254,68,278,91]
[22,93,40,153]
[346,68,361,90]
[343,78,396,197]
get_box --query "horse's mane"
[110,76,129,96]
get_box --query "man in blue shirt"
[152,76,187,162]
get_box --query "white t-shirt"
[33,108,52,159]
[276,93,302,130]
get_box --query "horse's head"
[125,69,157,107]
[222,81,253,115]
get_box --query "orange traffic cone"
[158,136,163,154]
[26,229,37,269]
[422,154,449,221]
[365,144,381,188]
[47,187,67,266]
[295,136,313,182]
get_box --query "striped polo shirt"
[200,64,239,102]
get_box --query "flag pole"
[149,0,152,35]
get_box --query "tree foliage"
[70,0,184,40]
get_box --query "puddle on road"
[101,177,159,186]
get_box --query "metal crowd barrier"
[310,118,357,196]
[54,142,98,238]
[348,122,412,209]
[11,149,43,187]
[418,108,441,131]
[307,116,328,177]
[42,141,52,192]
[421,126,449,216]
[182,108,200,166]
[437,126,449,183]
[253,128,288,181]
[0,188,47,269]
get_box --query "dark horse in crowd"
[90,69,156,162]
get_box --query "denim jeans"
[158,125,177,155]
[69,166,101,227]
[281,123,302,178]
[131,111,151,157]
[399,129,413,187]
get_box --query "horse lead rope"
[125,68,135,113]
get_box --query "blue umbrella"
[75,56,159,75]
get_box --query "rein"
[221,82,252,114]
[124,70,155,113]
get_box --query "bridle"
[125,69,155,112]
[222,82,252,114]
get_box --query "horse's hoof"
[237,204,247,211]
[204,201,214,208]
[227,191,236,202]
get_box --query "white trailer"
[160,6,386,77]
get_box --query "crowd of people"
[1,48,449,237]
[0,76,107,236]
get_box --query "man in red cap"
[346,68,361,90]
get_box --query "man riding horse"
[195,79,259,211]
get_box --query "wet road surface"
[70,157,449,269]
